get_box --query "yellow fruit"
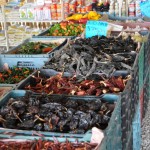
[82,14,88,18]
[66,14,83,20]
[87,11,101,20]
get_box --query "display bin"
[0,54,48,70]
[16,69,129,91]
[2,37,68,58]
[0,90,120,146]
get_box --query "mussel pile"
[0,139,97,150]
[23,71,129,95]
[0,92,115,133]
[44,35,137,78]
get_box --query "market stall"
[0,0,150,149]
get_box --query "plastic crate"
[2,38,67,58]
[99,95,122,150]
[133,103,141,150]
[0,90,119,143]
[121,51,140,150]
[0,55,48,70]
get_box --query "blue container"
[0,90,119,143]
[0,54,48,70]
[2,37,67,58]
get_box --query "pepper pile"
[49,22,85,36]
[0,67,33,84]
[15,42,59,54]
[24,72,129,95]
[0,139,97,150]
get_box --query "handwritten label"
[140,0,150,18]
[85,21,108,38]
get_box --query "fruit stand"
[0,0,150,149]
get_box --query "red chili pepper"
[78,18,88,24]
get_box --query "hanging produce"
[0,91,115,133]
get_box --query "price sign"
[85,21,108,38]
[140,0,150,18]
[0,0,7,5]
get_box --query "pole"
[1,5,9,51]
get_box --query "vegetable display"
[0,139,97,150]
[49,22,85,36]
[44,35,138,78]
[0,67,33,84]
[0,91,115,133]
[23,71,129,95]
[15,42,59,54]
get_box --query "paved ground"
[141,101,150,150]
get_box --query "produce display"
[48,22,85,36]
[0,67,33,84]
[13,42,59,54]
[0,91,115,133]
[22,71,129,95]
[66,11,101,22]
[44,35,137,78]
[0,139,97,150]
